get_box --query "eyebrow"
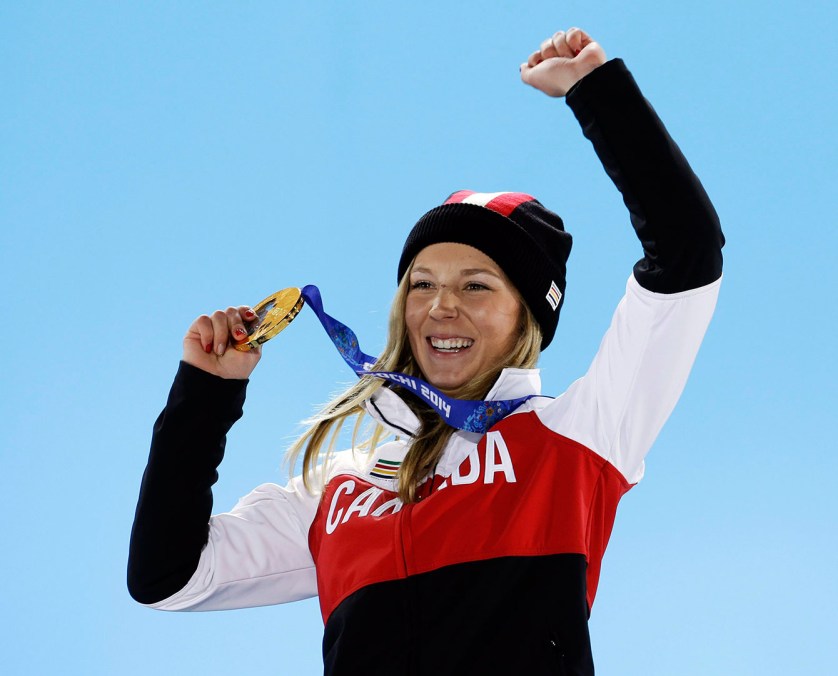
[411,266,502,277]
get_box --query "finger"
[189,314,215,354]
[527,49,544,68]
[540,34,560,61]
[240,305,257,323]
[520,62,531,83]
[565,27,588,56]
[223,306,249,346]
[210,309,233,355]
[520,62,540,89]
[551,30,576,59]
[234,305,257,340]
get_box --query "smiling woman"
[128,26,724,676]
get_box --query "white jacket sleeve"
[148,475,321,611]
[536,274,721,485]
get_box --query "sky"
[1,1,836,674]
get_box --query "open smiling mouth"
[429,337,474,353]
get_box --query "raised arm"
[129,357,320,611]
[522,28,724,484]
[522,27,724,291]
[128,306,259,603]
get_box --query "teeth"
[430,337,473,350]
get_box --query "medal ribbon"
[300,285,536,434]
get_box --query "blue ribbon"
[300,285,536,434]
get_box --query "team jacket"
[129,60,724,676]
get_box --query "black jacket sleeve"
[127,361,247,604]
[565,58,724,292]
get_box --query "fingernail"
[216,343,225,356]
[204,343,212,354]
[234,327,246,339]
[245,309,256,318]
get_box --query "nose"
[428,287,458,320]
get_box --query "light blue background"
[2,2,836,674]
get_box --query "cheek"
[486,302,522,349]
[404,303,424,342]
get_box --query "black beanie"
[397,190,572,350]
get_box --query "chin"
[427,375,470,396]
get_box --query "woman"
[129,28,723,675]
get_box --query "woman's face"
[405,242,522,394]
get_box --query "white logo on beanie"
[546,281,562,311]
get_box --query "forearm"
[127,361,247,604]
[566,59,724,292]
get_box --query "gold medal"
[234,287,305,351]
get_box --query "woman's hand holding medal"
[182,288,304,380]
[183,306,262,380]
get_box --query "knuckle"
[193,315,212,334]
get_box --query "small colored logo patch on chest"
[370,458,401,479]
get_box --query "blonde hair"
[287,264,542,503]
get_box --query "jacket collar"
[363,368,542,437]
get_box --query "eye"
[465,281,490,291]
[410,280,434,290]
